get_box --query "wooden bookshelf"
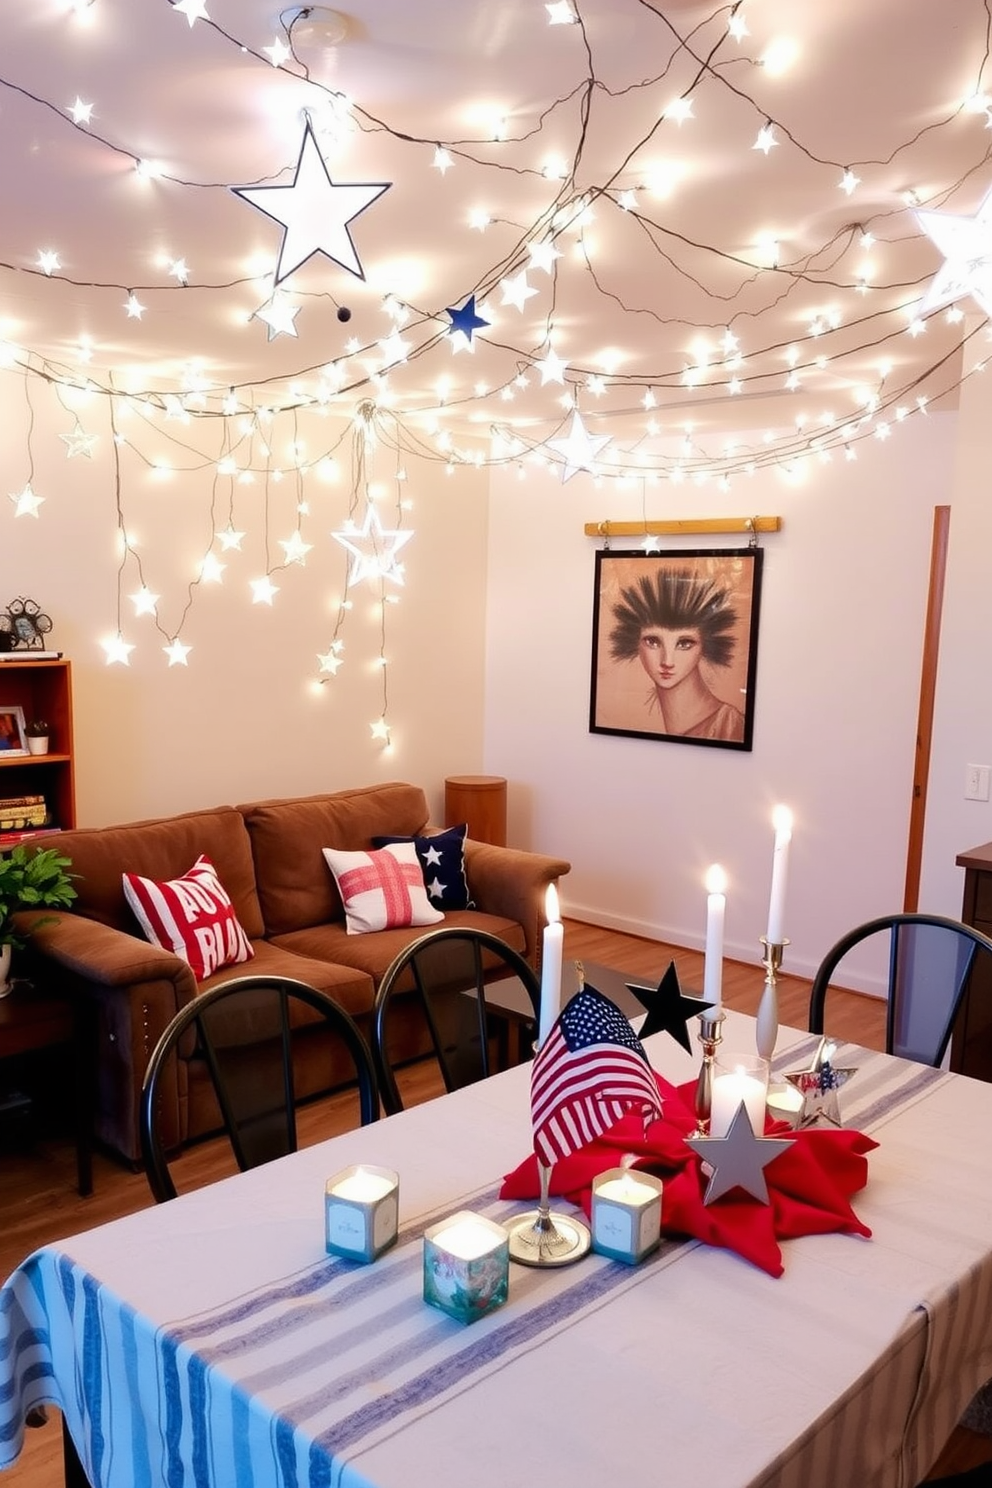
[0,659,75,831]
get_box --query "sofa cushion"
[240,782,431,936]
[47,807,265,939]
[270,908,527,988]
[372,823,475,911]
[197,938,376,1022]
[123,855,255,982]
[321,842,444,934]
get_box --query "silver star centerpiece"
[784,1037,856,1129]
[685,1103,794,1205]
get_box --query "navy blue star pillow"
[371,823,475,911]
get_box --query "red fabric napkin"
[500,1074,876,1277]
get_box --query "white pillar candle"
[703,865,727,1013]
[710,1060,768,1138]
[538,882,563,1048]
[766,805,793,945]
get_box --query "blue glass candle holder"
[423,1211,510,1324]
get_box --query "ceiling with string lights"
[3,0,992,482]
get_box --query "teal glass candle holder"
[325,1165,399,1263]
[590,1167,663,1265]
[423,1210,510,1324]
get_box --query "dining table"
[3,1009,992,1488]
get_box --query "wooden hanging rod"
[584,516,781,538]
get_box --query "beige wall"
[1,373,489,826]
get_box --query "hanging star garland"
[253,293,300,340]
[9,484,44,517]
[446,295,490,348]
[628,961,714,1053]
[547,410,612,481]
[916,187,992,317]
[232,119,390,285]
[332,502,413,587]
[685,1103,794,1205]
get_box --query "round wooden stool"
[444,775,507,847]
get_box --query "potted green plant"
[24,719,50,755]
[0,843,76,996]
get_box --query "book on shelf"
[0,794,45,809]
[0,650,63,661]
[0,826,60,847]
[0,811,49,829]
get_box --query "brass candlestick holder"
[755,938,788,1063]
[692,1009,726,1136]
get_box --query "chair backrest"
[371,926,541,1114]
[140,975,379,1202]
[808,913,992,1066]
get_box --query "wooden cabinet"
[954,840,992,1079]
[444,775,507,847]
[0,659,75,831]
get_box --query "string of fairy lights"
[4,0,992,747]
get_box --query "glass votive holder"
[766,1080,804,1129]
[591,1166,663,1265]
[325,1165,399,1263]
[423,1210,510,1324]
[710,1053,769,1138]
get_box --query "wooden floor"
[0,919,987,1486]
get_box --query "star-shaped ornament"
[628,961,714,1053]
[370,718,390,742]
[250,576,279,605]
[102,635,135,666]
[685,1104,794,1205]
[279,532,312,565]
[217,526,245,552]
[9,484,44,517]
[171,0,209,23]
[547,411,612,481]
[60,421,97,459]
[916,187,992,317]
[253,293,300,341]
[164,640,191,667]
[500,271,538,312]
[233,119,390,285]
[332,503,413,587]
[446,295,489,349]
[317,649,343,676]
[784,1038,856,1128]
[534,346,567,385]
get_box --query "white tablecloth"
[3,1013,992,1488]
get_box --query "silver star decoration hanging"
[686,1103,794,1205]
[916,188,992,318]
[60,421,98,459]
[332,503,413,587]
[232,119,390,285]
[784,1037,856,1129]
[547,411,612,482]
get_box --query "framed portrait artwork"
[0,705,28,756]
[589,548,764,751]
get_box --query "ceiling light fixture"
[280,7,350,46]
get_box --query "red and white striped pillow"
[122,854,255,981]
[322,842,444,935]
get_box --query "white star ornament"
[232,120,390,285]
[547,411,612,482]
[332,504,413,587]
[916,189,992,317]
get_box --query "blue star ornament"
[446,295,490,346]
[232,119,390,285]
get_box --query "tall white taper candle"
[703,865,727,1013]
[538,883,563,1048]
[766,805,793,945]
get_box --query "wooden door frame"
[904,505,950,911]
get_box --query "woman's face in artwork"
[637,626,703,689]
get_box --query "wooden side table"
[444,775,507,847]
[954,840,992,1081]
[0,982,92,1195]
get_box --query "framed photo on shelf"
[0,705,28,756]
[589,547,763,751]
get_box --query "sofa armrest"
[462,841,570,974]
[13,909,197,1001]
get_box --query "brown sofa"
[17,781,569,1165]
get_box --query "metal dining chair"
[808,912,992,1067]
[371,926,541,1115]
[139,974,380,1202]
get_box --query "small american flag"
[531,986,662,1166]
